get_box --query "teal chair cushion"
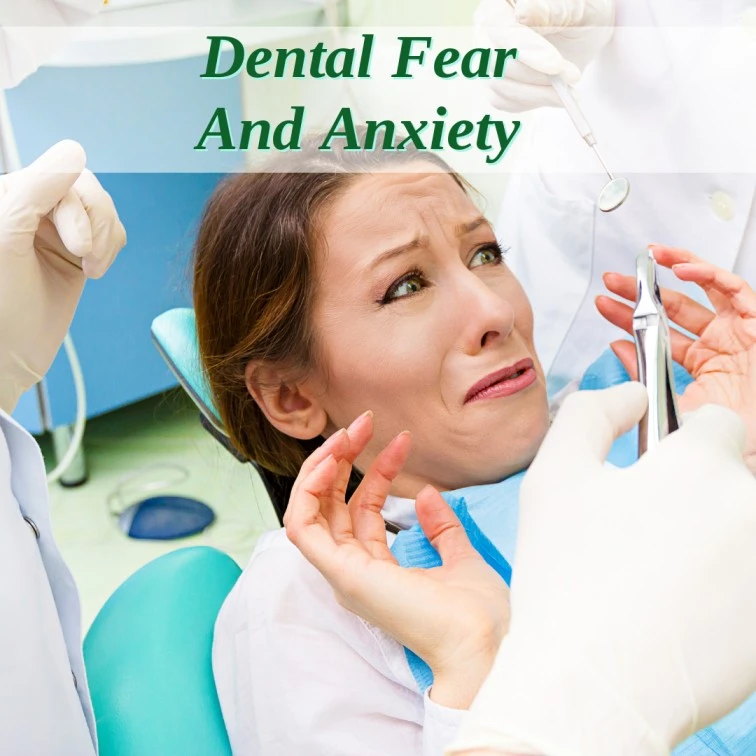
[83,547,241,756]
[151,308,222,430]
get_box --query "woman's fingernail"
[326,428,348,445]
[417,483,437,499]
[386,430,410,449]
[348,410,373,431]
[315,453,335,470]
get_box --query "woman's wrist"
[428,612,507,709]
[429,646,499,710]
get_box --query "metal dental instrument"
[633,248,681,456]
[502,0,630,212]
[547,75,630,212]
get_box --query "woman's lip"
[465,359,536,404]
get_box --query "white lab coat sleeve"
[423,689,466,756]
[213,530,442,756]
[0,418,95,756]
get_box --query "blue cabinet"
[5,54,243,431]
[12,173,227,432]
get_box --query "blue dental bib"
[390,349,755,755]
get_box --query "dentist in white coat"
[474,0,756,395]
[0,0,121,756]
[0,2,122,751]
[0,141,126,754]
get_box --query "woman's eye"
[470,242,505,268]
[381,272,426,304]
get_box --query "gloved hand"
[0,140,126,413]
[448,383,756,756]
[473,0,615,111]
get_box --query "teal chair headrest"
[151,308,222,431]
[84,547,241,756]
[151,307,295,520]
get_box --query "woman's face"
[307,165,550,497]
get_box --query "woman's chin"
[485,449,540,485]
[481,414,551,483]
[390,402,552,494]
[446,433,547,490]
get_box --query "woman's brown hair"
[193,131,470,477]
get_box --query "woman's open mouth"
[465,358,537,404]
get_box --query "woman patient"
[193,134,756,755]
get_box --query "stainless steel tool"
[547,74,630,212]
[501,0,630,211]
[633,248,681,455]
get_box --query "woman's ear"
[245,362,328,441]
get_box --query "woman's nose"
[457,275,516,355]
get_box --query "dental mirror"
[502,0,631,213]
[598,175,631,213]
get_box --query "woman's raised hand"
[284,411,511,709]
[596,244,756,473]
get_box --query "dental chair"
[82,310,254,756]
[84,547,240,756]
[151,307,323,525]
[84,308,361,755]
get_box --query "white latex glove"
[448,383,756,756]
[0,139,126,413]
[473,0,615,111]
[0,0,105,89]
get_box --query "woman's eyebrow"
[455,216,490,236]
[368,217,490,271]
[370,237,428,270]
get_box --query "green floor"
[38,390,280,632]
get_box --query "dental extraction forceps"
[633,249,682,455]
